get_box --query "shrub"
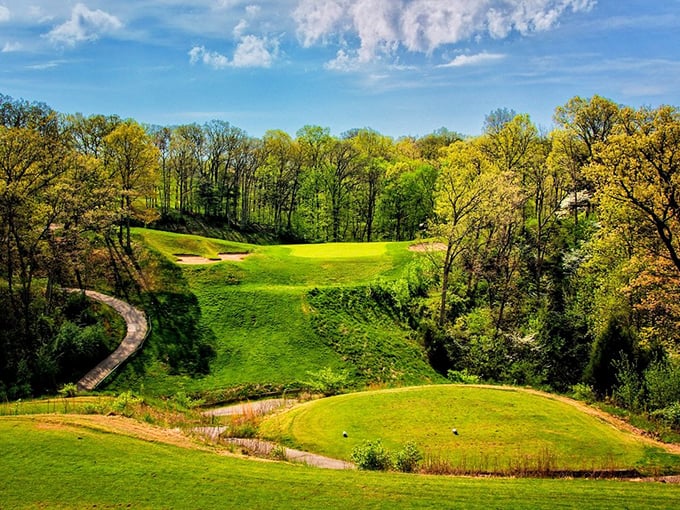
[645,362,680,411]
[612,357,643,411]
[270,444,288,461]
[303,366,349,396]
[351,439,392,471]
[393,441,423,473]
[571,383,596,404]
[111,391,143,417]
[58,382,78,398]
[652,402,680,428]
[171,391,204,410]
[447,369,481,384]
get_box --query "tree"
[0,98,70,334]
[325,138,360,241]
[431,141,495,326]
[103,120,160,251]
[349,129,393,241]
[260,130,303,233]
[585,105,680,347]
[554,95,620,161]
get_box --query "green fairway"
[260,385,680,474]
[108,229,440,396]
[2,414,680,510]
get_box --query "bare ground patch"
[175,253,249,264]
[409,242,447,252]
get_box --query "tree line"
[2,91,680,421]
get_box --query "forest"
[1,92,680,425]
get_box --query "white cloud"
[189,36,278,69]
[2,41,21,52]
[439,52,506,68]
[0,5,9,22]
[232,34,278,68]
[189,45,230,69]
[46,3,122,47]
[293,0,346,47]
[293,0,597,63]
[26,59,68,70]
[245,5,261,17]
[234,19,249,37]
[324,49,361,71]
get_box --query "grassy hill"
[107,229,442,399]
[3,413,680,509]
[260,385,680,475]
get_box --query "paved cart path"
[72,290,148,391]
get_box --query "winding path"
[71,289,148,391]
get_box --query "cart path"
[71,289,148,391]
[203,398,296,417]
[194,427,353,470]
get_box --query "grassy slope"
[109,229,441,396]
[2,414,680,510]
[260,385,680,473]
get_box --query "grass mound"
[107,229,441,398]
[260,385,680,475]
[3,413,680,509]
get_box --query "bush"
[652,402,680,427]
[612,357,643,411]
[447,369,480,384]
[270,444,288,461]
[111,391,143,417]
[351,439,393,471]
[303,366,349,396]
[393,441,423,473]
[645,362,680,411]
[571,383,596,404]
[58,383,78,398]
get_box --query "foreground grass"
[2,414,680,510]
[261,385,680,474]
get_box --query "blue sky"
[0,1,678,138]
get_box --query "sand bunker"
[175,253,249,264]
[408,242,447,252]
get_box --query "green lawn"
[2,414,680,509]
[108,229,440,396]
[260,385,680,474]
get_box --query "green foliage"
[307,286,441,386]
[570,383,596,404]
[170,391,203,410]
[350,439,423,472]
[304,367,349,396]
[446,369,481,384]
[111,391,143,417]
[58,383,78,398]
[612,357,644,411]
[351,439,393,471]
[393,441,423,473]
[270,444,288,461]
[584,316,636,395]
[652,402,680,428]
[644,361,680,411]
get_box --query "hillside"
[106,229,442,400]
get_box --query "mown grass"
[107,229,440,397]
[2,414,680,509]
[260,385,680,475]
